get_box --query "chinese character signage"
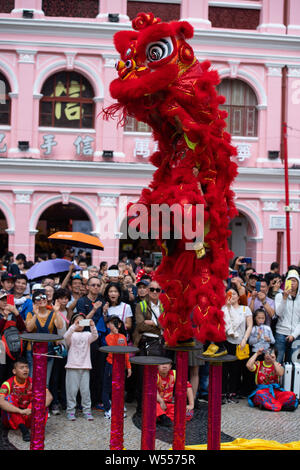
[40,71,94,129]
[40,134,94,157]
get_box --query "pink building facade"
[0,0,300,273]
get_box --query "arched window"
[217,79,258,137]
[39,71,95,128]
[0,72,11,125]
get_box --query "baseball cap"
[32,283,43,291]
[136,279,149,287]
[0,289,8,300]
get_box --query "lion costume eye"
[146,37,173,62]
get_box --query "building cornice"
[0,18,300,55]
[0,159,299,184]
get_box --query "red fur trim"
[105,13,238,345]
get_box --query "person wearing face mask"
[246,347,298,411]
[274,269,300,365]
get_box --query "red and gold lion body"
[105,12,238,346]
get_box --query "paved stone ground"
[2,398,300,450]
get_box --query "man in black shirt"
[76,277,107,409]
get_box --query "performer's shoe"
[203,343,227,357]
[202,343,219,356]
[212,343,228,357]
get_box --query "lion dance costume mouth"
[104,12,238,348]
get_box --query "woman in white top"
[222,286,253,402]
[103,282,133,332]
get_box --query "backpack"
[2,320,22,360]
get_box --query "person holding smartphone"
[248,278,275,326]
[274,269,300,364]
[64,314,98,421]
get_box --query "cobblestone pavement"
[5,398,300,450]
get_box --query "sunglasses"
[149,287,161,293]
[34,295,47,301]
[90,284,101,287]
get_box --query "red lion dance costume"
[104,12,238,353]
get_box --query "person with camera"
[274,269,300,365]
[25,290,64,385]
[248,278,275,326]
[75,276,106,410]
[64,314,98,421]
[246,346,298,412]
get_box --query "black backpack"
[2,321,22,360]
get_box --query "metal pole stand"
[20,332,63,450]
[99,345,139,450]
[166,345,202,450]
[199,353,237,450]
[130,356,172,450]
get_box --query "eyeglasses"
[34,295,47,301]
[149,287,161,293]
[90,284,101,287]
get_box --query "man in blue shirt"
[13,275,33,320]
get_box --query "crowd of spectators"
[0,250,300,441]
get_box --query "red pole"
[283,122,291,268]
[207,363,222,450]
[110,354,126,450]
[173,351,189,450]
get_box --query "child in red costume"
[246,347,298,412]
[156,362,194,427]
[0,357,52,441]
[102,315,132,419]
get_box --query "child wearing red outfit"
[247,347,298,411]
[102,315,131,419]
[0,357,52,441]
[156,362,194,427]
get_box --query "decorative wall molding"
[262,200,279,212]
[13,190,33,204]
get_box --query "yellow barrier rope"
[184,438,300,450]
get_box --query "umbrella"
[26,258,81,280]
[48,231,104,251]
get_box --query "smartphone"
[285,279,292,291]
[231,270,238,277]
[82,270,89,279]
[241,257,252,264]
[107,269,119,278]
[79,319,90,327]
[255,281,261,292]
